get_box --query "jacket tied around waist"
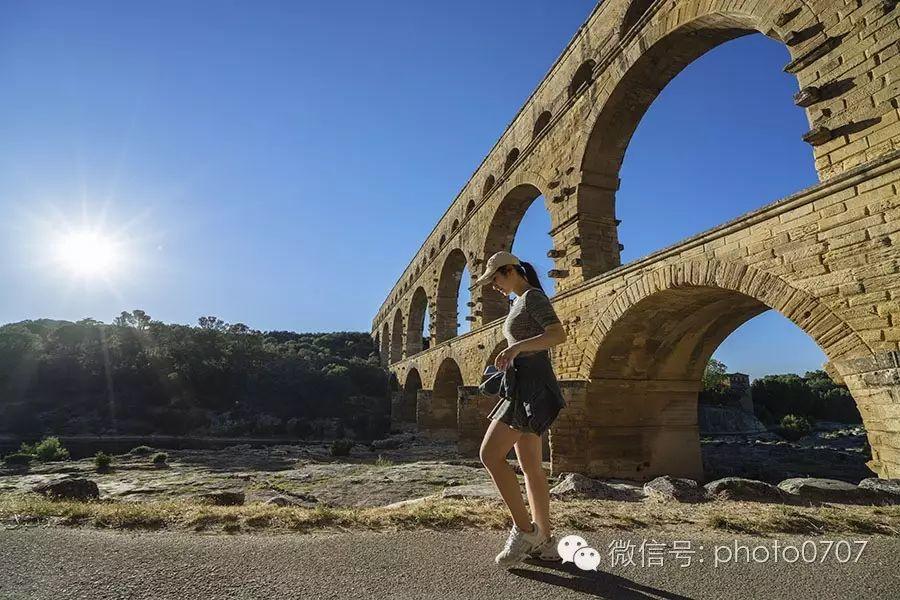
[480,349,567,434]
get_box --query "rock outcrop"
[32,477,99,501]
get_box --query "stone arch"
[435,248,471,343]
[406,286,429,357]
[571,8,821,283]
[395,367,421,427]
[390,309,404,363]
[439,233,446,246]
[482,175,495,198]
[532,110,552,140]
[568,59,595,99]
[504,148,520,173]
[422,357,462,440]
[580,11,808,183]
[465,199,476,215]
[582,260,868,379]
[479,180,551,323]
[568,258,870,480]
[451,218,459,232]
[619,0,655,38]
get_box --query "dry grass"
[2,492,899,537]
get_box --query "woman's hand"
[494,344,521,372]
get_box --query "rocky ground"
[700,422,874,483]
[0,422,893,510]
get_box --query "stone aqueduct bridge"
[370,0,900,480]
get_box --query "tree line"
[701,358,862,425]
[0,311,390,439]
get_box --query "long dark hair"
[500,260,545,293]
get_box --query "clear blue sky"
[0,1,826,380]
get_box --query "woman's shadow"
[504,556,696,599]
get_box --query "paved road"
[1,525,897,599]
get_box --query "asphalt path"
[1,525,897,599]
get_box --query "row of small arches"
[381,57,596,318]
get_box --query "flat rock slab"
[858,477,900,498]
[777,477,895,505]
[441,483,501,499]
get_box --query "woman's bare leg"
[479,419,533,531]
[515,432,551,539]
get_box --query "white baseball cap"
[468,250,520,291]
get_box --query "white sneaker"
[528,532,561,561]
[495,521,544,567]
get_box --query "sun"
[53,230,121,278]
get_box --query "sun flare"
[53,230,121,278]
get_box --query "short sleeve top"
[501,287,561,353]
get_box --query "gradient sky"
[0,1,827,381]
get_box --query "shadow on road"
[509,559,695,599]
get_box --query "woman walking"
[470,250,568,567]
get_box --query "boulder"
[32,477,99,501]
[777,477,893,505]
[643,475,707,503]
[194,490,245,506]
[857,478,900,503]
[704,477,790,502]
[549,472,644,501]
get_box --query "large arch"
[479,182,551,324]
[406,286,429,357]
[581,260,868,375]
[565,258,869,481]
[434,248,470,343]
[572,11,812,282]
[580,12,804,182]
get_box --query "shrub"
[2,452,34,466]
[778,414,812,441]
[151,452,168,465]
[128,445,155,456]
[330,438,353,457]
[18,436,70,461]
[94,451,112,471]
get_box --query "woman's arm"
[509,323,566,354]
[495,323,566,370]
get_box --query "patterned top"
[501,287,561,354]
